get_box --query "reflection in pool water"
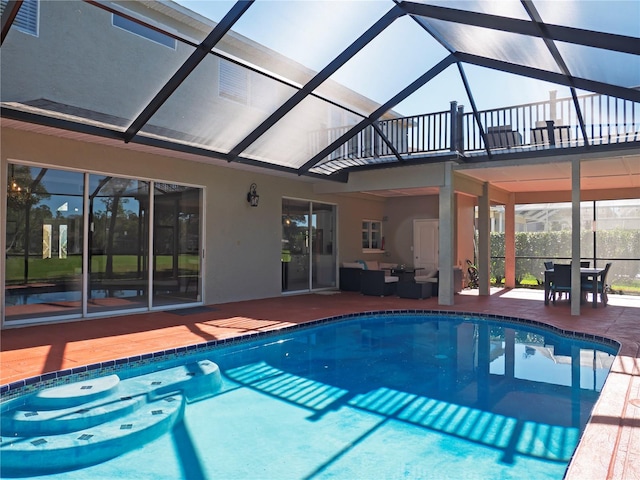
[0,313,617,479]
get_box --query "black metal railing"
[317,109,452,162]
[462,92,638,152]
[315,91,639,167]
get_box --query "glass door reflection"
[87,175,149,314]
[4,166,84,321]
[282,199,310,292]
[152,183,202,306]
[311,202,336,290]
[4,165,204,324]
[282,199,336,292]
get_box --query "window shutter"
[1,0,38,35]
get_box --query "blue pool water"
[0,313,617,479]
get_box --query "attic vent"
[219,59,248,105]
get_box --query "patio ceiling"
[1,0,639,183]
[340,151,640,199]
[460,154,640,193]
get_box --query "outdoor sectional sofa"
[339,261,399,296]
[339,262,462,297]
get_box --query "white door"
[413,219,438,272]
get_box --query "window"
[112,10,176,49]
[1,0,38,36]
[362,220,383,251]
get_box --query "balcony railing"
[317,91,639,168]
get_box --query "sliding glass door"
[311,202,336,290]
[87,175,149,314]
[152,183,202,306]
[4,164,203,324]
[5,166,84,320]
[281,198,336,292]
[281,199,309,292]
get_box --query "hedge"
[490,229,640,287]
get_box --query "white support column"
[477,182,490,296]
[438,163,455,305]
[505,193,516,289]
[571,159,581,316]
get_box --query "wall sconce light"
[247,183,259,207]
[9,179,19,191]
[7,176,29,201]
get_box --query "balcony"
[311,91,639,175]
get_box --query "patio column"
[505,193,516,289]
[477,182,490,296]
[571,159,581,315]
[438,162,455,305]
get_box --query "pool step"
[0,360,222,474]
[0,393,185,473]
[1,391,144,435]
[30,374,120,409]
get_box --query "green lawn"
[5,254,199,284]
[491,274,640,295]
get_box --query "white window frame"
[362,219,383,253]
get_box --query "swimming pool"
[0,312,617,479]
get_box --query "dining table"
[544,267,607,308]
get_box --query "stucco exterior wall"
[1,2,191,119]
[384,195,439,266]
[336,194,386,265]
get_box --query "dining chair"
[551,264,572,304]
[543,261,571,300]
[543,261,559,300]
[581,263,612,307]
